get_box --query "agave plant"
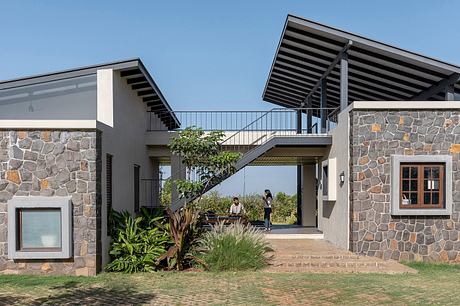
[157,207,205,270]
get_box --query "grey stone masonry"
[350,110,460,262]
[0,130,101,275]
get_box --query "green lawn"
[1,263,459,305]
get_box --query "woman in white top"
[263,189,273,231]
[229,197,246,215]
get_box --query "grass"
[1,263,460,305]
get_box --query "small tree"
[169,127,241,205]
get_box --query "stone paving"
[265,239,416,273]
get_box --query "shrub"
[158,207,204,270]
[197,222,273,271]
[106,209,169,273]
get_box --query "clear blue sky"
[2,1,460,196]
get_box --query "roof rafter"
[410,73,460,101]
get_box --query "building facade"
[0,59,178,275]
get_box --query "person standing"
[263,189,273,231]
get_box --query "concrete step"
[273,254,362,260]
[270,260,390,268]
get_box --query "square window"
[399,163,444,209]
[8,197,72,259]
[18,208,62,251]
[391,155,452,216]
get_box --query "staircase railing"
[146,107,340,210]
[219,107,338,154]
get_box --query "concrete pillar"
[302,164,317,227]
[151,158,160,207]
[171,153,186,206]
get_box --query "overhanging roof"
[0,58,180,129]
[263,15,460,108]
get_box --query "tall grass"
[197,222,273,271]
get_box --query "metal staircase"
[165,107,339,211]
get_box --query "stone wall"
[0,130,101,275]
[350,110,460,262]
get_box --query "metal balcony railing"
[140,178,168,208]
[148,108,339,132]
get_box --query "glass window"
[18,208,62,250]
[322,165,328,196]
[400,163,444,209]
[0,75,97,120]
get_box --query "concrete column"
[302,164,317,227]
[151,158,160,207]
[171,153,186,206]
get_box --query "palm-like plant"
[157,207,205,270]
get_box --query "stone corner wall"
[0,130,102,275]
[349,110,460,262]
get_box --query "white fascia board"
[0,120,97,129]
[345,101,460,112]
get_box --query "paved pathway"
[265,238,416,274]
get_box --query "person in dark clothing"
[263,189,273,231]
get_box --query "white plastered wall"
[317,109,350,249]
[97,69,166,266]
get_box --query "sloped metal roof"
[0,58,180,129]
[263,15,460,108]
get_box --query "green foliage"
[160,178,172,206]
[168,127,241,202]
[158,207,204,270]
[195,191,297,224]
[105,208,169,273]
[197,222,273,271]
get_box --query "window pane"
[424,180,428,191]
[424,192,431,204]
[432,180,439,191]
[20,209,61,249]
[424,167,430,179]
[402,193,411,205]
[432,193,439,204]
[402,180,409,191]
[410,167,418,178]
[410,180,418,191]
[410,193,418,205]
[402,167,410,179]
[432,167,440,179]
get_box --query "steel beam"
[445,83,455,101]
[306,95,313,133]
[303,40,353,104]
[320,78,327,133]
[297,165,302,225]
[410,73,460,101]
[340,52,349,110]
[296,109,302,134]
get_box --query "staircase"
[165,107,339,211]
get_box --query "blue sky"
[1,1,460,196]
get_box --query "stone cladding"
[350,110,460,262]
[0,130,101,275]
